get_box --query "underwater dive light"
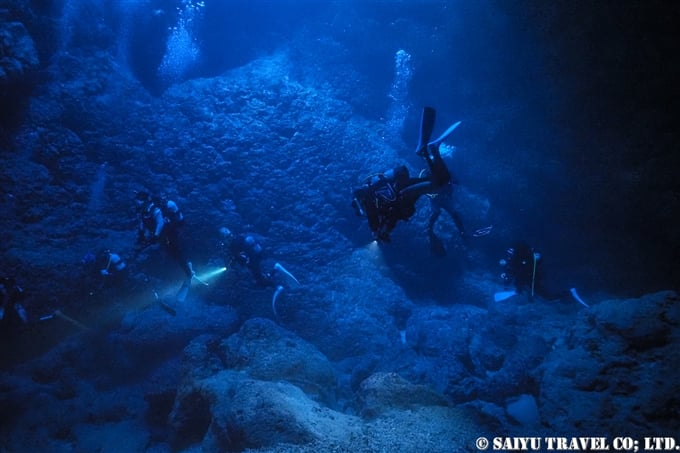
[195,266,227,283]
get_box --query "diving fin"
[570,288,590,308]
[428,121,462,148]
[274,262,301,289]
[54,310,91,331]
[187,262,208,286]
[159,300,177,316]
[416,107,436,155]
[192,274,209,286]
[272,285,284,317]
[494,290,517,302]
[154,290,177,316]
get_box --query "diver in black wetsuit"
[0,276,27,332]
[351,107,465,243]
[498,241,589,308]
[135,191,194,279]
[500,241,544,299]
[220,228,275,287]
[218,227,301,316]
[351,165,430,242]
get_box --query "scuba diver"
[352,106,472,245]
[351,165,430,242]
[498,241,543,300]
[0,276,27,328]
[220,228,272,287]
[135,191,194,278]
[495,241,590,308]
[219,227,300,316]
[135,191,199,302]
[82,249,128,292]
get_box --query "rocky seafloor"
[2,3,679,452]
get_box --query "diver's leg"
[416,107,436,155]
[418,150,438,177]
[427,201,446,256]
[450,210,466,237]
[430,143,442,160]
[165,228,193,278]
[427,202,442,233]
[440,197,466,237]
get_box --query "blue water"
[1,0,679,451]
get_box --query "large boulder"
[221,317,338,403]
[168,370,359,452]
[169,368,482,453]
[539,291,680,435]
[206,374,359,451]
[356,372,449,417]
[168,318,345,450]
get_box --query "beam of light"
[359,239,387,268]
[49,266,228,332]
[363,240,380,254]
[195,266,227,283]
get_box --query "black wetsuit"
[501,241,570,302]
[352,166,431,241]
[352,107,466,244]
[0,277,26,330]
[139,199,192,278]
[426,153,465,246]
[229,234,274,287]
